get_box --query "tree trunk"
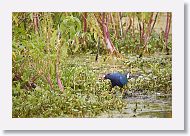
[110,13,118,38]
[125,17,132,38]
[33,13,39,34]
[150,12,158,34]
[83,12,87,32]
[119,12,123,38]
[101,13,116,54]
[55,31,64,92]
[143,12,154,50]
[132,14,135,37]
[164,12,172,54]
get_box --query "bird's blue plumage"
[104,72,128,88]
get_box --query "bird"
[103,72,130,88]
[103,72,130,97]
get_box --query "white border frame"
[0,0,184,130]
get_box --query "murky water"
[98,91,172,118]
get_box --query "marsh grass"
[12,53,171,118]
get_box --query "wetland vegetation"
[12,12,172,118]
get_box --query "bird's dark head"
[102,73,111,79]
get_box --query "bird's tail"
[124,72,130,79]
[125,72,142,79]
